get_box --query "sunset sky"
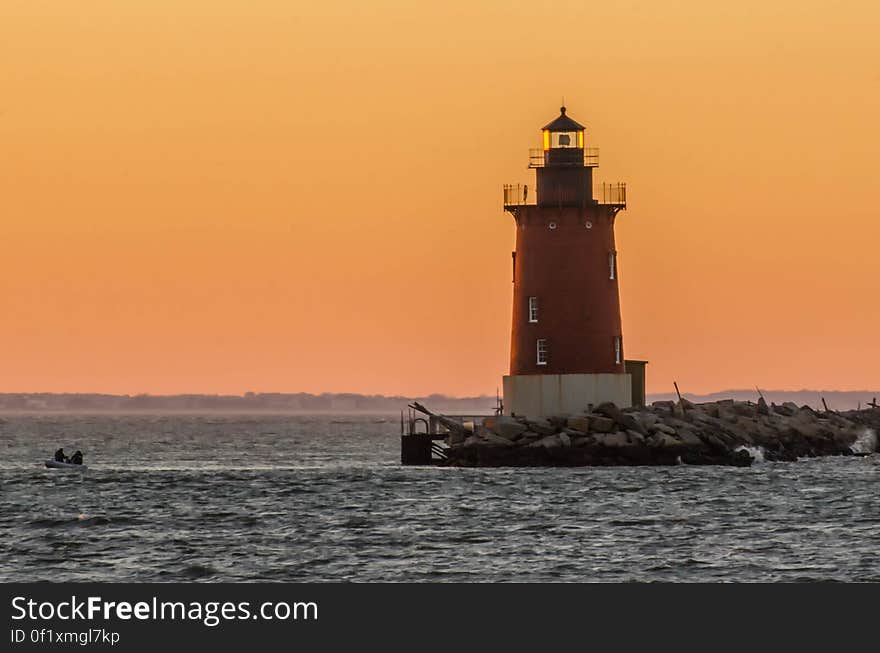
[2,1,879,396]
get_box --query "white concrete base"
[503,373,632,418]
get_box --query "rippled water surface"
[1,414,879,582]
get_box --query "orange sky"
[2,1,879,396]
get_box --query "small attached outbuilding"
[625,359,648,408]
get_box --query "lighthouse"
[502,107,642,417]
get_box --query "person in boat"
[54,448,68,463]
[69,451,84,465]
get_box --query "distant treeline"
[649,389,879,412]
[0,390,875,413]
[0,392,497,413]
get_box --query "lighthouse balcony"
[503,183,536,209]
[502,182,627,211]
[529,147,599,168]
[597,182,627,209]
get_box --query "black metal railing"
[503,183,534,207]
[597,182,626,207]
[430,442,448,461]
[503,182,627,209]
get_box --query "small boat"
[45,460,88,471]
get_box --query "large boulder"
[616,413,648,436]
[718,424,754,445]
[524,417,557,435]
[796,406,817,418]
[691,410,719,427]
[638,412,659,429]
[698,432,729,451]
[482,415,528,440]
[831,429,858,447]
[593,402,622,420]
[675,429,704,448]
[772,403,795,417]
[651,400,676,415]
[747,422,783,447]
[589,416,616,433]
[700,403,721,418]
[596,431,631,448]
[653,422,677,436]
[788,420,824,443]
[647,433,680,448]
[828,415,856,430]
[567,416,592,432]
[709,429,743,447]
[528,434,563,449]
[626,430,646,445]
[558,432,572,447]
[478,431,515,447]
[732,402,756,417]
[517,431,542,445]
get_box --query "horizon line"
[2,389,879,398]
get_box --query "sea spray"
[735,445,766,463]
[850,428,877,454]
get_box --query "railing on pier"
[529,147,599,168]
[400,407,493,465]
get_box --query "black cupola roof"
[541,106,586,132]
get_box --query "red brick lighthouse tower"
[502,107,639,417]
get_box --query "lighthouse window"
[609,251,617,280]
[528,297,538,323]
[550,131,580,149]
[537,339,548,365]
[614,336,622,365]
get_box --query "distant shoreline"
[0,392,496,414]
[0,409,408,415]
[1,390,878,413]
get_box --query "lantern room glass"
[543,130,584,150]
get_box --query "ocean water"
[1,414,878,582]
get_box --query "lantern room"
[541,106,586,166]
[543,129,584,149]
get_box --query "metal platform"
[502,182,627,212]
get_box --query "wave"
[850,429,877,455]
[27,514,142,528]
[735,445,766,463]
[181,563,219,579]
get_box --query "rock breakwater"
[427,399,880,467]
